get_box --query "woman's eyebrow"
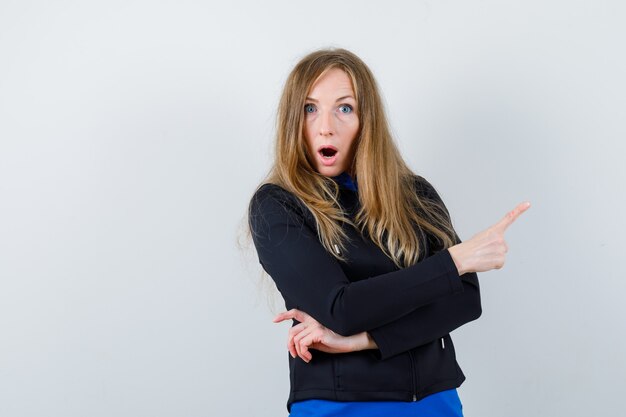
[305,95,356,102]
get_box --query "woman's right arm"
[263,179,530,360]
[248,184,465,337]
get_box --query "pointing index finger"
[493,201,531,233]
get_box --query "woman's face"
[303,68,359,177]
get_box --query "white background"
[1,1,624,416]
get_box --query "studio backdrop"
[0,1,624,416]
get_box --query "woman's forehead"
[307,68,355,99]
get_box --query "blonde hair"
[247,47,457,269]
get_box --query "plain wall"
[1,1,624,416]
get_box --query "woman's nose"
[319,110,335,136]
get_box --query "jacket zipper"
[408,350,417,401]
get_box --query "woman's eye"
[304,104,316,113]
[338,104,353,114]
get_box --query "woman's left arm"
[275,175,482,362]
[275,270,480,362]
[366,270,480,359]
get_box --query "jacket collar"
[331,171,358,192]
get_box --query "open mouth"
[319,146,338,158]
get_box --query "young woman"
[247,48,530,416]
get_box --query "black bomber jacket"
[248,174,482,412]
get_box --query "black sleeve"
[248,183,464,337]
[368,178,482,360]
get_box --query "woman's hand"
[448,201,531,275]
[273,309,377,363]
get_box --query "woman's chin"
[316,165,344,177]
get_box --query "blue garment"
[288,172,464,417]
[331,171,358,192]
[289,389,463,417]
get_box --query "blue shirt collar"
[331,171,358,192]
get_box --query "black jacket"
[248,174,482,412]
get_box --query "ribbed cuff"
[438,249,464,294]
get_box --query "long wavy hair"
[246,47,457,269]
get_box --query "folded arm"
[368,270,480,359]
[368,178,482,358]
[270,177,482,360]
[278,270,480,362]
[249,184,464,337]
